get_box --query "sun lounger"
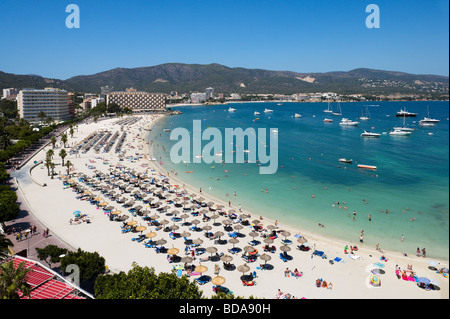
[195,275,211,285]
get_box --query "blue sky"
[0,0,448,79]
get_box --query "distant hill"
[1,63,448,95]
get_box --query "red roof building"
[1,255,94,299]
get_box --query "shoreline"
[12,114,449,299]
[145,113,449,262]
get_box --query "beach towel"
[333,257,342,263]
[176,269,182,277]
[348,254,362,260]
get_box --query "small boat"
[338,158,353,164]
[254,111,260,116]
[361,131,381,138]
[294,113,302,118]
[323,101,333,113]
[271,129,278,134]
[277,103,282,106]
[163,129,171,132]
[389,129,411,136]
[419,106,440,123]
[340,118,359,126]
[264,108,273,113]
[395,108,417,117]
[393,126,415,132]
[358,164,377,170]
[359,106,371,121]
[419,121,435,127]
[323,118,333,123]
[332,102,342,116]
[228,107,237,112]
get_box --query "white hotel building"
[17,88,73,123]
[106,88,166,113]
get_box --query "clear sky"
[0,0,448,79]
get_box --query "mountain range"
[1,63,448,96]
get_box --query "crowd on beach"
[17,114,446,299]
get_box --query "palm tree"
[59,149,67,166]
[45,156,52,176]
[65,160,72,177]
[69,126,74,138]
[46,149,54,160]
[0,132,13,151]
[61,134,68,148]
[50,162,55,179]
[51,136,57,149]
[0,234,13,260]
[0,260,32,299]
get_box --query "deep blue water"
[148,101,449,259]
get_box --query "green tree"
[51,136,57,149]
[38,111,46,123]
[44,155,53,176]
[0,234,13,260]
[59,149,67,166]
[94,262,203,299]
[61,134,68,148]
[60,248,105,282]
[35,245,68,268]
[0,186,20,224]
[65,160,72,177]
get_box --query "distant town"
[1,85,448,125]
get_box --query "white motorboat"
[264,108,273,113]
[361,131,380,138]
[294,113,302,118]
[254,111,260,116]
[323,118,333,123]
[389,129,412,136]
[228,107,237,112]
[339,118,359,126]
[338,158,353,164]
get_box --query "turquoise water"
[147,101,449,260]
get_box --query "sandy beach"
[11,114,449,299]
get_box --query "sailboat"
[332,102,342,116]
[393,113,415,132]
[419,106,440,124]
[323,101,333,113]
[294,113,302,118]
[359,106,371,121]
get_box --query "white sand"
[12,114,449,299]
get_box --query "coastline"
[11,114,449,299]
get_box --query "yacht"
[395,108,417,117]
[332,102,342,116]
[254,111,260,116]
[361,131,381,138]
[389,129,412,136]
[323,101,333,113]
[339,118,359,126]
[228,107,237,112]
[419,106,440,123]
[294,113,302,118]
[323,118,333,123]
[359,106,371,121]
[264,108,273,113]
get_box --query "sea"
[146,101,449,260]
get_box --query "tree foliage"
[94,263,203,299]
[60,248,105,282]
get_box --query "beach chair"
[242,280,255,286]
[195,275,211,285]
